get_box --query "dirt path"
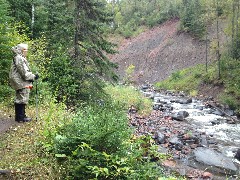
[0,112,17,136]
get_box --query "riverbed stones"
[155,131,166,144]
[170,111,189,121]
[189,147,239,175]
[234,149,240,161]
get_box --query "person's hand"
[35,74,39,80]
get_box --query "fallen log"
[207,102,239,123]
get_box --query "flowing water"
[150,91,240,160]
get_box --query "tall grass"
[105,84,152,115]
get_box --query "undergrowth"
[105,84,152,116]
[0,84,182,179]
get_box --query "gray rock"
[169,136,182,145]
[169,136,183,151]
[189,147,238,175]
[153,104,160,110]
[171,111,189,121]
[177,111,189,118]
[179,98,192,104]
[156,132,166,144]
[225,109,234,116]
[234,149,240,161]
[171,113,184,121]
[211,109,225,116]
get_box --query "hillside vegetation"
[109,0,240,115]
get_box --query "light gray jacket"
[9,46,35,90]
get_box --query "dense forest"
[0,0,240,179]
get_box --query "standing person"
[9,43,39,122]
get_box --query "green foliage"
[42,0,74,46]
[0,20,29,102]
[105,84,152,115]
[6,0,47,38]
[230,36,240,59]
[56,135,168,179]
[7,0,32,34]
[67,142,134,179]
[218,55,240,113]
[46,50,81,105]
[180,0,205,38]
[111,0,181,36]
[40,0,118,106]
[219,93,238,111]
[124,64,135,85]
[54,102,131,155]
[0,0,11,23]
[155,66,204,93]
[122,135,168,179]
[0,85,14,102]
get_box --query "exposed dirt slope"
[110,18,228,85]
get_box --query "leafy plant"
[105,84,152,115]
[124,64,135,85]
[54,101,131,155]
[56,135,170,179]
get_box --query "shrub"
[54,101,131,155]
[105,84,152,115]
[57,135,169,179]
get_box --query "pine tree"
[46,0,118,105]
[181,0,205,38]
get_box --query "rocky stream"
[129,85,240,180]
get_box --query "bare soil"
[110,18,229,88]
[0,112,17,136]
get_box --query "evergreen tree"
[45,0,118,105]
[181,0,205,38]
[0,0,29,101]
[0,0,12,88]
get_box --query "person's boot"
[15,103,24,122]
[22,104,32,122]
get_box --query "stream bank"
[129,85,240,179]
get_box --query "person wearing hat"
[9,43,39,122]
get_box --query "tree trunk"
[232,0,235,56]
[205,30,208,72]
[216,0,221,78]
[236,0,240,58]
[31,3,35,38]
[74,0,81,60]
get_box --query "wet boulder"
[189,147,239,175]
[169,136,183,151]
[155,131,166,144]
[211,109,225,116]
[141,84,150,92]
[171,111,189,121]
[234,149,240,161]
[178,98,192,104]
[153,104,161,110]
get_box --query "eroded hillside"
[110,18,229,85]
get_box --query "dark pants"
[15,103,31,122]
